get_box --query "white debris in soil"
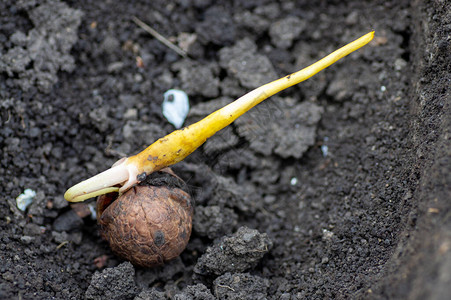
[322,228,335,241]
[88,203,97,220]
[290,177,298,186]
[162,89,189,129]
[321,136,329,157]
[16,189,36,211]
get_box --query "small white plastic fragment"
[321,136,329,157]
[88,203,97,220]
[16,189,36,211]
[162,89,189,129]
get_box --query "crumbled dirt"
[194,226,272,276]
[193,205,238,239]
[1,0,450,299]
[85,261,138,300]
[213,272,270,300]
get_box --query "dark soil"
[1,0,449,299]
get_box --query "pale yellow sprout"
[65,31,374,202]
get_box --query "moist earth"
[1,0,450,299]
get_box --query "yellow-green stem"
[65,31,374,202]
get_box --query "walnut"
[96,169,193,267]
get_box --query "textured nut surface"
[97,184,193,267]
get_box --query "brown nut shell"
[97,183,193,267]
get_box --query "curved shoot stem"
[65,31,374,202]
